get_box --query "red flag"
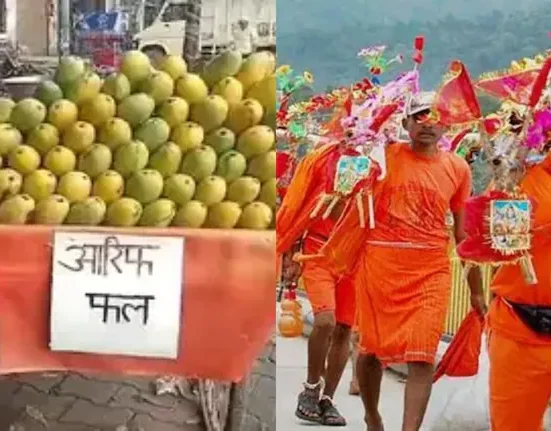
[449,128,471,153]
[414,36,425,51]
[475,58,551,106]
[529,56,551,107]
[432,60,482,126]
[343,91,353,117]
[370,103,399,133]
[413,35,425,65]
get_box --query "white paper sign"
[50,232,184,359]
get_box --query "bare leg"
[357,353,384,431]
[295,310,335,422]
[307,311,336,384]
[402,361,434,431]
[316,323,352,426]
[323,323,352,398]
[349,332,360,395]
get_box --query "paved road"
[277,336,407,431]
[0,372,202,431]
[0,338,276,431]
[277,335,502,431]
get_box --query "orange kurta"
[487,155,551,431]
[276,144,357,325]
[323,143,472,364]
[276,144,336,254]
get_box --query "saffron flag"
[433,60,482,126]
[475,56,551,106]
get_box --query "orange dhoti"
[355,244,451,365]
[488,322,551,431]
[301,236,356,327]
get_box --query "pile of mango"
[0,49,276,229]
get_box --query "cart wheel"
[142,46,166,67]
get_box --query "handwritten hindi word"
[51,232,184,358]
[86,293,155,325]
[57,235,160,277]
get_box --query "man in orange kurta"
[322,92,485,431]
[277,140,358,426]
[487,153,551,431]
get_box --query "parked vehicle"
[134,0,276,60]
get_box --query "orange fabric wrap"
[301,237,355,326]
[489,331,551,431]
[0,226,275,382]
[355,245,451,365]
[433,310,484,382]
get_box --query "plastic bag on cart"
[423,336,490,430]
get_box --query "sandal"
[295,381,323,423]
[319,396,347,426]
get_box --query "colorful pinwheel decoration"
[276,65,315,137]
[276,65,314,112]
[358,45,403,85]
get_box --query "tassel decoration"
[322,195,340,219]
[356,193,366,228]
[310,193,329,218]
[520,254,538,285]
[367,191,375,229]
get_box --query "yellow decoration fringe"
[477,52,546,82]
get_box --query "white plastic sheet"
[424,336,490,431]
[424,336,551,430]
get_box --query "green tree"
[277,1,551,91]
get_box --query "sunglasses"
[411,109,432,124]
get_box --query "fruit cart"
[0,225,275,430]
[0,47,277,429]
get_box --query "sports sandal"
[295,380,323,423]
[319,396,347,426]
